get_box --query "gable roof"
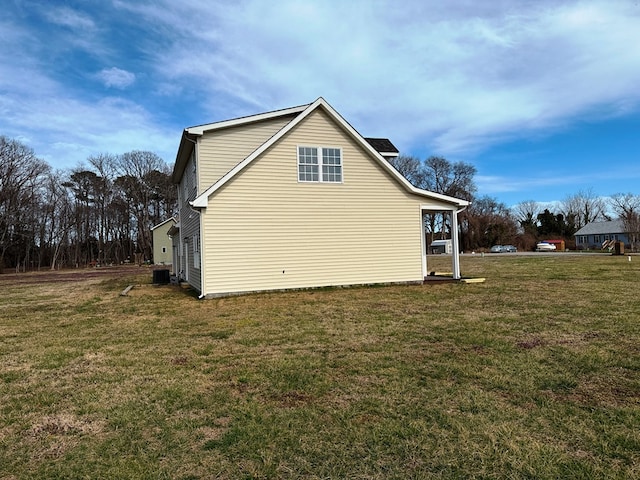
[150,217,177,231]
[186,103,310,135]
[574,219,625,236]
[184,97,469,209]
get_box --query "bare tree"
[62,169,105,266]
[0,136,177,269]
[610,193,640,251]
[41,171,75,270]
[388,155,426,188]
[465,196,518,250]
[390,154,478,246]
[115,151,173,261]
[0,136,50,270]
[513,200,541,234]
[424,156,476,201]
[561,188,608,230]
[88,154,118,265]
[422,156,476,244]
[388,154,476,201]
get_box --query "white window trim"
[192,234,200,269]
[297,145,343,183]
[191,157,197,196]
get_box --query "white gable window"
[298,146,342,183]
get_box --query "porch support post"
[451,209,461,279]
[420,210,427,278]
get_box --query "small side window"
[192,234,200,269]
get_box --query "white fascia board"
[186,104,310,136]
[419,199,468,212]
[380,152,399,157]
[150,217,177,230]
[416,189,470,208]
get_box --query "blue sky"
[2,0,639,207]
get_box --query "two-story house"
[170,98,468,298]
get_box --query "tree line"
[0,136,176,271]
[3,134,639,272]
[390,154,640,252]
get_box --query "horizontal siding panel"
[198,116,295,190]
[201,109,427,296]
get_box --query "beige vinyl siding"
[152,220,174,265]
[200,109,428,296]
[197,115,297,190]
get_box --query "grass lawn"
[0,255,638,479]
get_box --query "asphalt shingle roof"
[574,220,625,236]
[364,138,399,154]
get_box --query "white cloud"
[44,6,96,30]
[478,165,640,204]
[0,62,176,168]
[126,0,640,155]
[3,0,640,191]
[477,174,578,195]
[97,67,136,89]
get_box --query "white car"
[536,242,557,252]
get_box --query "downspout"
[185,203,206,299]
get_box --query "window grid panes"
[298,146,342,183]
[298,147,319,181]
[322,148,342,182]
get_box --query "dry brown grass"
[0,256,639,479]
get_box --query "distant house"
[574,220,629,250]
[150,217,176,265]
[170,97,469,298]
